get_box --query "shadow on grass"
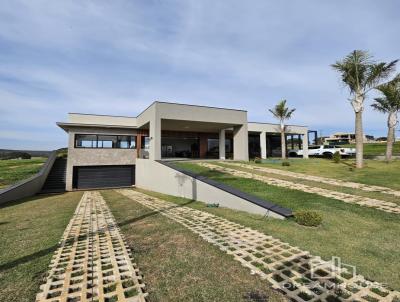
[0,197,194,273]
[0,244,58,272]
[117,199,196,227]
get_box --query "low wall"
[0,151,57,205]
[135,159,291,219]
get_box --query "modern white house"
[57,101,309,191]
[323,132,375,145]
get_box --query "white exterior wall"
[135,159,284,219]
[69,113,137,127]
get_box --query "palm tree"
[371,75,400,161]
[332,50,397,168]
[269,100,296,159]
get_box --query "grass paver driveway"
[117,189,400,302]
[173,161,400,290]
[248,158,400,190]
[35,191,147,302]
[196,162,400,214]
[222,161,400,197]
[103,189,285,302]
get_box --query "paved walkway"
[222,162,400,197]
[118,189,399,302]
[197,162,400,215]
[36,191,147,302]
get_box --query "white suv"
[289,145,356,158]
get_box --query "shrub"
[282,161,291,166]
[254,157,261,164]
[332,151,341,163]
[19,152,31,159]
[294,211,323,227]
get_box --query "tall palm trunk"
[386,112,397,161]
[355,110,364,168]
[280,122,286,159]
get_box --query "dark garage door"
[73,165,135,189]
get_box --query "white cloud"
[0,0,399,149]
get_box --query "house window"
[141,136,150,149]
[75,134,137,149]
[75,134,97,148]
[97,135,117,148]
[118,136,136,149]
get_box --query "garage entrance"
[73,165,135,189]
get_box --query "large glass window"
[75,134,137,149]
[118,136,136,149]
[75,134,97,148]
[97,135,117,148]
[141,136,150,149]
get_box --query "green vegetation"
[0,157,47,189]
[294,210,323,227]
[215,161,400,205]
[103,190,284,302]
[343,142,400,157]
[0,192,83,302]
[333,151,341,163]
[247,158,400,190]
[173,162,400,289]
[331,50,398,169]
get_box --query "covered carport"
[136,102,249,161]
[247,122,309,158]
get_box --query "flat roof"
[248,121,308,128]
[68,112,137,118]
[57,122,138,131]
[137,100,247,119]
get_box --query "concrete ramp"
[135,159,291,219]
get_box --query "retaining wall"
[135,159,291,219]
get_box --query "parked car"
[289,145,356,158]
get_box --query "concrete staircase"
[40,158,67,193]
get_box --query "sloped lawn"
[103,190,285,302]
[241,158,400,190]
[174,162,400,290]
[0,157,46,189]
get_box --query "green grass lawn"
[174,162,400,290]
[343,142,400,156]
[217,162,400,205]
[243,158,400,190]
[0,157,47,189]
[0,192,83,302]
[103,189,285,302]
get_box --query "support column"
[149,117,161,160]
[260,131,267,159]
[199,133,208,158]
[66,132,75,191]
[219,129,226,160]
[136,134,142,159]
[233,124,249,161]
[302,131,309,158]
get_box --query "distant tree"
[0,151,31,160]
[371,75,400,161]
[332,50,397,168]
[269,100,296,159]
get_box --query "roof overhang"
[56,122,137,132]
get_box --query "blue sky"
[0,1,399,150]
